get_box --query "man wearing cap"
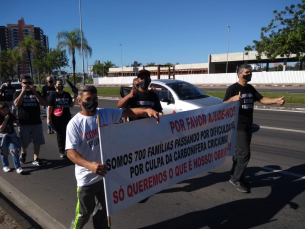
[117,70,162,120]
[223,64,285,193]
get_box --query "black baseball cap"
[137,70,150,79]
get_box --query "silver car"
[150,79,222,115]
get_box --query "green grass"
[35,87,305,104]
[205,91,305,104]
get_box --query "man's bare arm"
[122,108,159,124]
[67,149,107,176]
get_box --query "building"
[1,18,49,76]
[0,26,9,51]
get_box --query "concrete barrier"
[93,71,305,85]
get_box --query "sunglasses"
[22,82,33,85]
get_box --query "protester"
[41,76,56,134]
[13,75,46,166]
[0,102,23,174]
[0,80,17,116]
[223,64,285,193]
[119,78,137,123]
[117,70,162,121]
[66,85,159,229]
[47,79,77,158]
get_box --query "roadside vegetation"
[35,87,305,104]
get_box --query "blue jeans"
[1,134,21,169]
[46,107,54,131]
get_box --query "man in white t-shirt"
[66,85,159,229]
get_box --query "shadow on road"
[22,158,74,173]
[141,164,305,229]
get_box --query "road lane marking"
[263,166,305,180]
[260,126,305,134]
[256,108,305,113]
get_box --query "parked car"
[122,79,222,115]
[11,82,22,92]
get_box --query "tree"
[146,62,156,66]
[0,49,23,82]
[57,29,92,85]
[245,1,305,61]
[93,60,116,76]
[18,36,46,77]
[164,62,173,66]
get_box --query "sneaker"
[3,166,10,172]
[59,153,67,158]
[32,159,42,166]
[47,129,51,134]
[19,153,27,164]
[229,179,248,193]
[16,167,23,174]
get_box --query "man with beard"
[66,85,159,229]
[13,76,46,166]
[223,64,285,193]
[117,70,162,120]
[47,79,77,158]
[41,76,56,134]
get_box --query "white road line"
[260,126,305,133]
[263,166,305,180]
[256,108,305,113]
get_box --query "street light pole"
[119,44,123,76]
[79,0,85,85]
[101,56,104,77]
[226,25,230,73]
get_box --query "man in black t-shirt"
[223,64,285,193]
[13,75,46,166]
[41,76,56,134]
[1,80,16,115]
[117,70,162,121]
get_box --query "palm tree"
[103,60,116,76]
[7,48,23,81]
[57,29,92,85]
[18,36,46,78]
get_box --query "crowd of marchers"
[0,65,285,228]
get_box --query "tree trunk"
[72,50,76,86]
[27,50,33,78]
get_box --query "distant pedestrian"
[41,76,56,134]
[223,64,285,193]
[1,80,17,116]
[0,101,23,174]
[13,75,46,166]
[47,79,77,158]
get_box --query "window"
[166,82,208,100]
[150,84,175,104]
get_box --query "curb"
[0,176,66,229]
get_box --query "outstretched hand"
[146,108,160,124]
[277,96,285,106]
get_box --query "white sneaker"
[16,167,23,174]
[3,166,10,172]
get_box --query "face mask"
[57,86,63,91]
[242,73,252,82]
[82,100,98,113]
[48,80,53,84]
[138,79,151,90]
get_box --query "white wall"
[93,71,305,85]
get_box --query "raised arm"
[260,96,285,106]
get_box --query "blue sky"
[0,0,301,72]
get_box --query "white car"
[11,82,22,92]
[150,79,222,115]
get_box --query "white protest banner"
[100,102,239,215]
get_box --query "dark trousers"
[52,115,70,154]
[70,180,109,229]
[231,129,252,182]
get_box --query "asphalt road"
[0,100,304,229]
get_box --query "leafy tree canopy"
[245,0,305,61]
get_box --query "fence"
[93,71,305,85]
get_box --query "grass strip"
[35,87,304,104]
